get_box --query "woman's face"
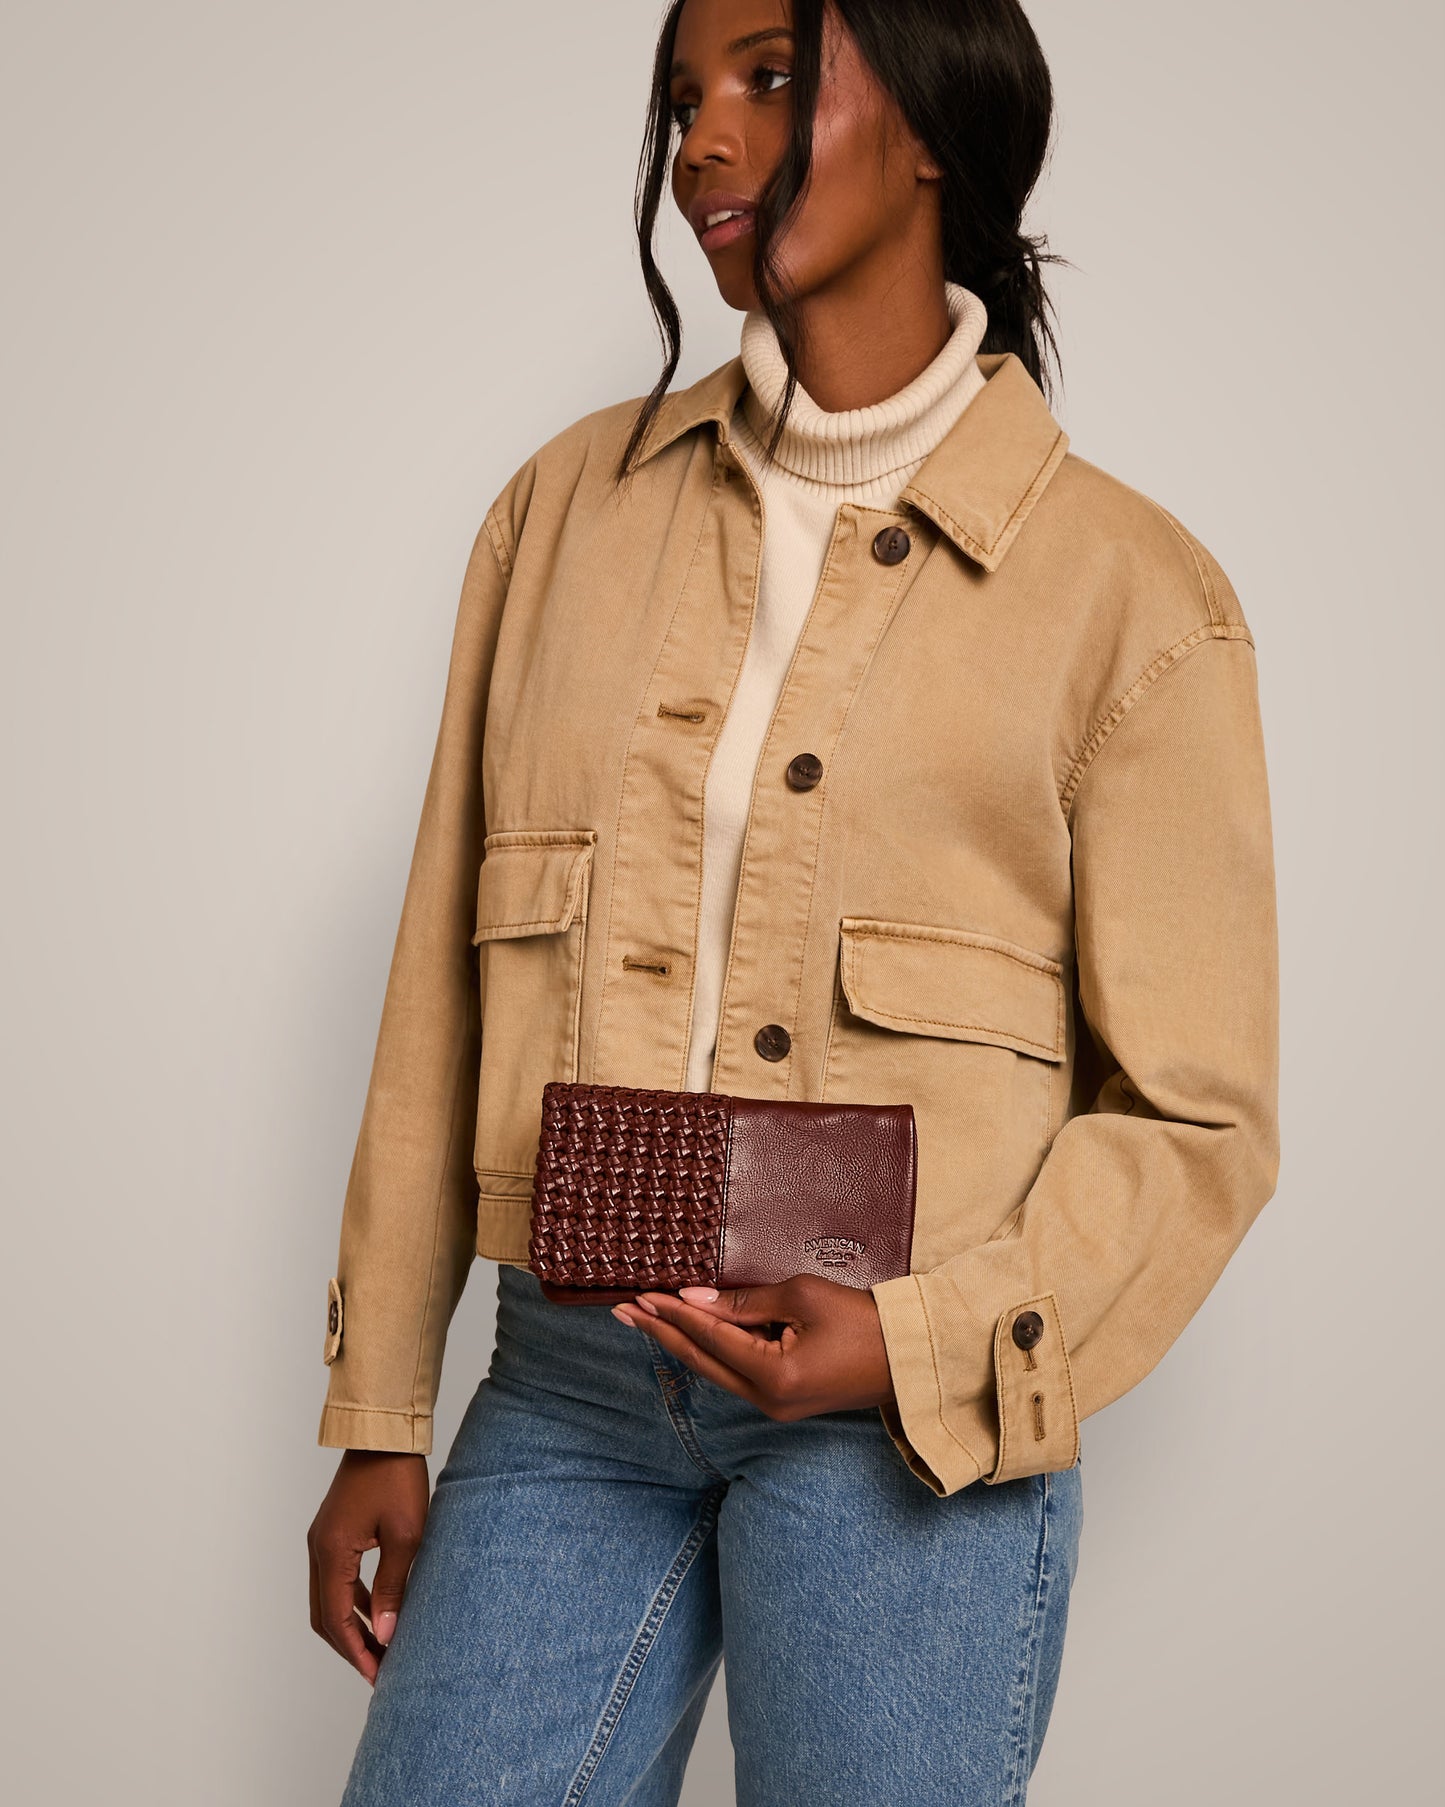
[668,0,941,313]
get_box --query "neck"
[784,266,956,412]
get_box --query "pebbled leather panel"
[719,1098,916,1292]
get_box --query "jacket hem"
[476,1190,533,1264]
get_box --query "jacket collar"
[632,350,1069,573]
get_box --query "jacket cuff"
[983,1290,1080,1482]
[870,1274,983,1496]
[872,1272,1080,1492]
[317,1401,433,1455]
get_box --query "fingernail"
[679,1286,719,1303]
[374,1611,397,1645]
[631,1295,660,1316]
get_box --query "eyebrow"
[670,26,794,79]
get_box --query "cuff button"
[1012,1309,1045,1351]
[324,1278,344,1364]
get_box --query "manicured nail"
[679,1286,719,1304]
[374,1611,397,1646]
[611,1305,634,1325]
[631,1295,660,1316]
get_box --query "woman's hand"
[612,1274,896,1418]
[307,1451,429,1685]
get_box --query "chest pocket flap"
[838,917,1065,1062]
[472,831,596,943]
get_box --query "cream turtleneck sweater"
[682,282,990,1092]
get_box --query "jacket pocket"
[822,918,1066,1266]
[471,829,597,1189]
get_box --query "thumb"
[369,1519,423,1647]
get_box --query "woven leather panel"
[528,1080,733,1289]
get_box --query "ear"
[917,154,943,182]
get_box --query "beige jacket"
[317,349,1280,1498]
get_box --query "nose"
[677,94,742,173]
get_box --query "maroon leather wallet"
[527,1079,917,1305]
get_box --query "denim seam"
[560,1486,724,1806]
[840,922,1062,973]
[320,1403,427,1419]
[649,1351,730,1481]
[482,503,513,584]
[713,496,847,1098]
[1004,1472,1055,1806]
[908,424,1067,562]
[915,1280,985,1478]
[595,438,717,1086]
[818,960,844,1094]
[776,512,914,1100]
[1058,622,1215,817]
[680,455,766,1090]
[1141,497,1225,628]
[408,989,476,1423]
[1058,623,1254,822]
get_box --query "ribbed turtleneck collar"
[735,281,989,489]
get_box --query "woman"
[308,1,1280,1801]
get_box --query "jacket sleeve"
[871,614,1280,1496]
[317,504,514,1454]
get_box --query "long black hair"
[618,0,1067,482]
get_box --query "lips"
[688,190,758,252]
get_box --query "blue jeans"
[341,1264,1082,1805]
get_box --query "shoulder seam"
[482,505,512,585]
[1059,622,1254,819]
[1141,495,1243,631]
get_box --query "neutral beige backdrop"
[2,2,1439,1801]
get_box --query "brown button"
[872,525,911,565]
[754,1023,792,1061]
[328,1300,340,1336]
[785,752,823,791]
[1011,1309,1044,1351]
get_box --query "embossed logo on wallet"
[804,1235,865,1268]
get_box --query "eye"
[751,63,792,98]
[669,63,792,136]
